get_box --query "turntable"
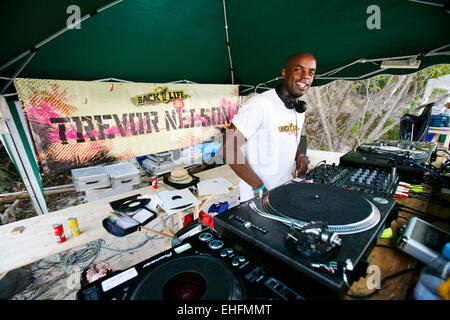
[214,182,396,299]
[339,139,437,183]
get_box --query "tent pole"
[428,44,450,53]
[408,0,448,9]
[316,68,390,81]
[317,44,449,78]
[0,52,36,95]
[222,0,235,84]
[0,100,48,215]
[0,0,123,72]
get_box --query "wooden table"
[1,156,447,300]
[0,164,240,278]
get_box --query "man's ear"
[281,68,286,79]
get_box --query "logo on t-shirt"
[278,122,299,135]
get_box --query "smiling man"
[224,52,316,202]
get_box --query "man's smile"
[296,81,308,89]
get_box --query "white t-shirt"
[232,89,305,201]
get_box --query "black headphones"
[275,85,307,113]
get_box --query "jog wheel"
[129,255,245,300]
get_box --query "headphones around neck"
[275,85,307,113]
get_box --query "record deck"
[214,182,396,299]
[339,139,437,183]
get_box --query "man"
[224,52,316,202]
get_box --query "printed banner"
[13,78,240,174]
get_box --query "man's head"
[280,52,316,98]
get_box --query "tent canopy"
[1,0,449,95]
[0,0,448,216]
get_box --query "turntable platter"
[261,183,381,234]
[356,142,429,160]
[378,146,401,152]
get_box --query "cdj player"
[214,182,397,299]
[77,224,304,300]
[339,139,437,183]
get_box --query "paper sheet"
[116,215,139,229]
[197,177,233,196]
[137,194,162,212]
[132,209,154,223]
[157,189,200,215]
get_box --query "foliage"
[303,65,450,152]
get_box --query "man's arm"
[294,146,309,178]
[223,123,267,194]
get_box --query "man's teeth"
[296,82,307,88]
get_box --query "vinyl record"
[262,183,372,225]
[259,183,382,234]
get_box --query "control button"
[373,197,389,204]
[265,277,279,289]
[232,257,240,266]
[208,239,224,250]
[220,248,233,257]
[245,266,264,282]
[198,232,213,242]
[238,256,245,263]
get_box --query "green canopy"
[1,0,449,95]
[0,0,448,215]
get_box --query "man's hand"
[253,185,268,197]
[295,154,308,178]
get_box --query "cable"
[397,202,447,217]
[437,148,450,157]
[33,240,102,271]
[313,160,327,170]
[375,244,396,250]
[398,158,448,186]
[97,232,155,262]
[396,207,449,224]
[397,214,410,221]
[26,232,157,299]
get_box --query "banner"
[13,78,240,174]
